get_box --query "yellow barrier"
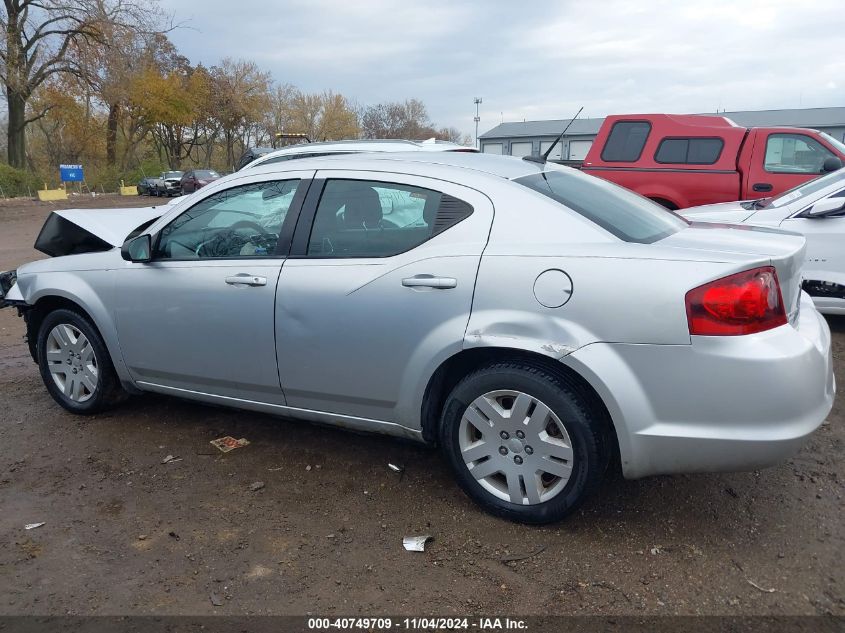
[120,185,138,196]
[37,183,67,202]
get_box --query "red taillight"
[686,266,787,336]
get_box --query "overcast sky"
[159,0,845,137]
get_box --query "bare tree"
[359,99,435,139]
[0,0,162,168]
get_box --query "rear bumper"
[565,291,835,479]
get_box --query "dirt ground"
[0,194,842,617]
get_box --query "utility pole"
[474,97,482,149]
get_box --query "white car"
[682,168,845,315]
[242,138,477,170]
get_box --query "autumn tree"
[211,59,272,168]
[0,0,158,168]
[132,55,211,169]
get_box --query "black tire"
[439,361,607,524]
[36,308,126,415]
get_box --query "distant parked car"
[180,169,221,195]
[137,177,157,196]
[681,165,845,315]
[242,139,477,170]
[152,171,184,197]
[235,147,274,171]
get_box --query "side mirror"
[822,157,842,173]
[805,197,845,218]
[121,234,152,262]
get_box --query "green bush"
[0,163,44,198]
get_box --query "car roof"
[244,151,552,181]
[246,139,476,168]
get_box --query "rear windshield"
[515,168,688,243]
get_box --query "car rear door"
[274,170,494,427]
[114,170,314,404]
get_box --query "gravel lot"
[0,194,842,616]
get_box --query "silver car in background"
[0,153,834,523]
[682,167,845,314]
[242,138,477,170]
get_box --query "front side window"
[600,121,651,162]
[654,137,724,164]
[515,168,687,244]
[306,179,472,257]
[156,179,300,259]
[764,134,835,174]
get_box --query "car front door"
[115,172,313,404]
[746,131,837,198]
[781,189,845,301]
[275,171,494,427]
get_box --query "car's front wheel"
[37,309,125,414]
[440,361,607,524]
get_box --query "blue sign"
[59,164,84,182]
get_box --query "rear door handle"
[225,274,267,287]
[753,183,773,192]
[402,274,457,289]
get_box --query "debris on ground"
[137,535,148,540]
[499,545,547,563]
[249,481,265,492]
[403,535,432,552]
[161,455,182,464]
[168,531,180,540]
[209,591,224,607]
[746,578,776,593]
[210,436,250,453]
[24,522,45,530]
[388,463,404,473]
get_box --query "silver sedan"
[0,153,834,523]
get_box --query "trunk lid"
[660,222,806,323]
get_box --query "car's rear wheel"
[440,361,607,524]
[37,309,125,414]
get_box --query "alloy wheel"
[45,323,98,402]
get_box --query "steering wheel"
[229,220,270,235]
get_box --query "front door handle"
[402,274,457,289]
[753,183,773,192]
[225,274,267,287]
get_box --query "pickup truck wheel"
[37,309,126,415]
[439,362,606,524]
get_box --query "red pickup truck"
[580,114,845,209]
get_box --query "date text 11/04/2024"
[307,617,528,630]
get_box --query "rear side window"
[515,168,688,244]
[307,179,472,257]
[600,121,651,162]
[655,137,724,164]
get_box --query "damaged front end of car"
[0,268,23,308]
